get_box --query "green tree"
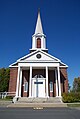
[72,77,80,92]
[0,68,10,92]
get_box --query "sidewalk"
[0,100,12,107]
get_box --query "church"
[8,11,68,99]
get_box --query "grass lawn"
[67,103,80,107]
[0,98,12,101]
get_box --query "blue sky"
[0,0,80,87]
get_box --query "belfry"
[9,11,68,99]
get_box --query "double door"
[32,78,45,97]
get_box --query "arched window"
[37,38,41,48]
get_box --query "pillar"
[29,66,32,97]
[19,68,22,97]
[55,69,58,97]
[57,66,61,97]
[16,66,20,97]
[46,66,49,97]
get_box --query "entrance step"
[8,102,67,108]
[17,97,62,103]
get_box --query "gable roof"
[9,50,68,68]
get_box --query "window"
[37,38,41,48]
[24,82,28,92]
[49,82,53,92]
[36,54,41,59]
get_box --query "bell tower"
[30,10,48,52]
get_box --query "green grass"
[0,98,12,101]
[67,104,80,107]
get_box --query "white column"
[29,66,32,97]
[19,68,22,97]
[55,69,58,97]
[41,37,43,49]
[46,66,49,97]
[32,36,36,49]
[57,67,61,97]
[16,66,20,97]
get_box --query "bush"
[62,92,80,103]
[5,96,13,100]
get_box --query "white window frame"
[24,82,28,92]
[49,81,53,92]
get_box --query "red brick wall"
[61,83,63,94]
[21,70,29,97]
[54,83,56,97]
[64,79,68,93]
[48,70,55,97]
[8,68,18,93]
[50,92,53,97]
[60,68,68,93]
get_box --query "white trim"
[32,33,46,37]
[46,66,49,97]
[16,66,20,97]
[9,49,68,67]
[55,69,58,97]
[9,61,18,68]
[19,68,22,97]
[19,62,60,67]
[9,50,68,68]
[57,66,61,97]
[29,66,32,97]
[9,65,18,68]
[18,50,61,62]
[59,66,68,68]
[18,60,60,63]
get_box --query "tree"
[72,77,80,92]
[68,83,71,92]
[0,68,10,92]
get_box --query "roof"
[9,50,68,68]
[35,10,43,34]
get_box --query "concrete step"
[17,97,62,103]
[7,103,67,108]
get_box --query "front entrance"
[32,75,45,97]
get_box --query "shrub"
[62,92,80,103]
[5,96,13,100]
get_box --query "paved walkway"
[0,101,12,107]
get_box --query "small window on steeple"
[37,38,41,48]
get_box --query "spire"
[35,10,43,34]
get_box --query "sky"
[0,0,80,87]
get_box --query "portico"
[15,63,61,98]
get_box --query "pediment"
[10,50,68,67]
[18,50,60,63]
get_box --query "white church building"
[9,11,68,99]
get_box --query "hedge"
[62,92,80,103]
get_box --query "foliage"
[67,104,80,107]
[72,77,80,92]
[0,68,10,92]
[62,92,80,103]
[0,96,13,101]
[68,83,71,92]
[5,96,13,100]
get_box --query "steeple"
[30,10,48,53]
[35,10,43,34]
